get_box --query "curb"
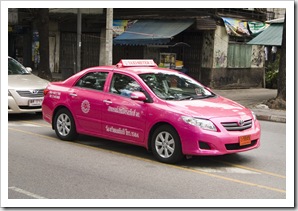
[256,114,286,123]
[250,106,286,124]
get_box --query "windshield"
[8,58,30,75]
[139,72,215,100]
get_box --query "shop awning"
[113,19,194,45]
[247,23,284,46]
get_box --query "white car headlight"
[251,110,257,121]
[182,116,217,131]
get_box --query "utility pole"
[76,8,82,73]
[105,8,113,65]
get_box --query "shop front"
[113,19,204,81]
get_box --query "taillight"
[43,89,49,96]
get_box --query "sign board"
[117,59,157,67]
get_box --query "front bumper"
[8,96,43,114]
[179,118,261,156]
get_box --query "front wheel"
[151,125,184,164]
[54,108,78,141]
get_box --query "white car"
[8,57,49,114]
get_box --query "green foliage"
[265,54,279,89]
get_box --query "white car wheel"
[54,108,78,141]
[151,125,183,164]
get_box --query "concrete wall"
[210,68,264,89]
[203,26,265,89]
[251,45,264,68]
[201,31,214,68]
[266,8,286,19]
[213,26,229,68]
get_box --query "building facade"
[8,8,285,88]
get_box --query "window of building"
[227,43,252,68]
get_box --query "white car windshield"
[139,72,215,100]
[8,58,30,75]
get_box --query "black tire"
[151,125,184,164]
[54,108,78,141]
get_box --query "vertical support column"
[99,28,106,65]
[105,8,113,65]
[76,8,81,73]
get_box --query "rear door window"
[75,72,108,91]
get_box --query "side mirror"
[130,91,147,101]
[26,67,32,72]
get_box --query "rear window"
[8,58,30,75]
[75,72,108,91]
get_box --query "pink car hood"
[166,95,251,119]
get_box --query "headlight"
[251,111,257,121]
[182,116,217,131]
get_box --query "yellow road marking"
[209,159,286,179]
[20,120,51,128]
[12,121,287,179]
[169,165,286,193]
[8,127,286,194]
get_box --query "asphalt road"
[4,113,292,208]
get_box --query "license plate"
[239,135,251,146]
[28,99,43,106]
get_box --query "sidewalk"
[214,88,286,123]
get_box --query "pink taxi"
[42,60,261,164]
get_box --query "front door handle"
[69,93,77,97]
[103,99,112,104]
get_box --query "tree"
[266,14,286,110]
[31,8,52,81]
[277,14,286,101]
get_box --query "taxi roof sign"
[116,59,157,68]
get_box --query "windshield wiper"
[196,94,215,99]
[178,96,193,101]
[179,94,216,100]
[164,96,176,100]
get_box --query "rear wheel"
[151,125,184,164]
[54,108,78,141]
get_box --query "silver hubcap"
[155,131,175,158]
[57,113,71,136]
